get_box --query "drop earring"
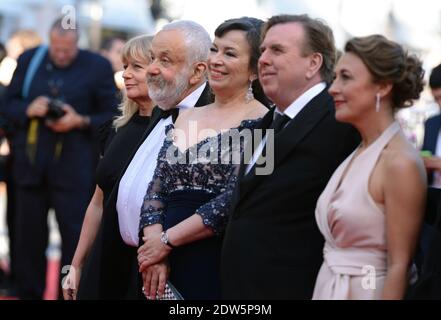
[376,93,381,113]
[245,81,254,103]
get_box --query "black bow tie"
[158,107,179,122]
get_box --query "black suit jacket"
[77,84,213,299]
[221,89,360,300]
[422,114,441,184]
[422,114,441,155]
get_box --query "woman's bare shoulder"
[383,138,426,179]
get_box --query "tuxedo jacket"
[422,114,441,184]
[420,114,441,234]
[77,84,213,299]
[221,89,360,300]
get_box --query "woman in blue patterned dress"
[137,17,269,300]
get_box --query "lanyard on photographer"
[54,134,63,161]
[22,45,48,165]
[27,120,63,164]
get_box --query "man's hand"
[26,96,50,118]
[423,156,441,172]
[46,104,88,133]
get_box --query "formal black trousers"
[13,184,90,299]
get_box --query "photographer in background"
[1,17,118,299]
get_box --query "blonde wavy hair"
[113,34,153,129]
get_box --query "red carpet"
[0,257,60,300]
[43,258,60,300]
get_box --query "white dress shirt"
[116,83,207,246]
[245,82,327,174]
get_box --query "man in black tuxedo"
[414,64,441,273]
[422,64,441,187]
[221,14,360,300]
[75,20,214,299]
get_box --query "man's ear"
[306,53,323,80]
[189,62,208,85]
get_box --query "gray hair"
[50,16,79,41]
[162,20,211,65]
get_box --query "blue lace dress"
[139,119,260,299]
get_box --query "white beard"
[147,69,191,109]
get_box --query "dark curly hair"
[214,17,270,107]
[345,34,425,110]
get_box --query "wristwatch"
[160,231,176,249]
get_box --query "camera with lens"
[46,99,66,120]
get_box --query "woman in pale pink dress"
[312,35,426,300]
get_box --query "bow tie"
[158,107,179,122]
